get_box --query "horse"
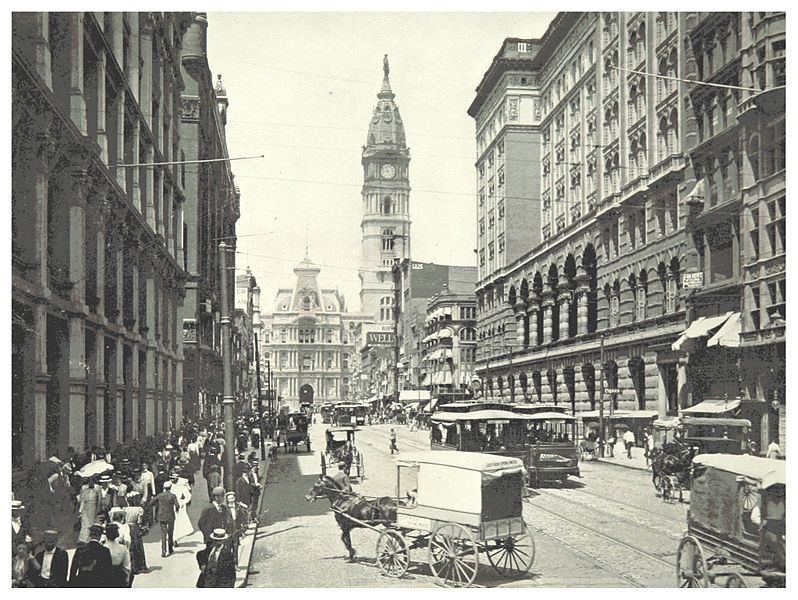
[651,443,698,492]
[305,475,396,561]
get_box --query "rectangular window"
[750,206,760,261]
[707,222,734,283]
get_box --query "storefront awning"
[706,312,741,347]
[441,348,453,360]
[609,410,658,420]
[672,311,734,351]
[438,327,453,338]
[681,398,740,415]
[443,370,453,385]
[398,390,431,403]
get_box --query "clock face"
[381,164,396,179]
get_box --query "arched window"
[383,196,393,214]
[636,270,647,322]
[382,229,395,251]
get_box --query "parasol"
[76,459,115,478]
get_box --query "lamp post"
[599,334,606,458]
[219,241,236,490]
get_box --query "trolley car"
[677,453,785,587]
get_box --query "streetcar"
[676,453,785,587]
[319,403,334,424]
[513,409,581,486]
[334,403,367,427]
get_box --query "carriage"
[282,412,311,453]
[334,403,367,427]
[320,426,365,481]
[650,416,752,501]
[374,452,535,587]
[676,453,785,588]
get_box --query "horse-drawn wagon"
[281,412,311,453]
[306,452,535,587]
[676,453,785,588]
[320,426,365,481]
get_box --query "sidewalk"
[65,441,273,588]
[595,443,651,472]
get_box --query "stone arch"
[532,272,544,346]
[547,264,560,342]
[582,362,596,410]
[564,254,578,337]
[582,244,598,333]
[519,278,529,301]
[508,284,517,307]
[628,357,646,410]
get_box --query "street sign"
[682,272,704,289]
[604,387,620,394]
[367,331,396,346]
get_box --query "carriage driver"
[332,461,353,493]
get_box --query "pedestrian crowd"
[11,414,266,588]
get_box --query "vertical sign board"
[234,286,249,311]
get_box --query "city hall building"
[469,12,785,450]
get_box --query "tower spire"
[379,53,394,99]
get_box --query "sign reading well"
[367,331,397,346]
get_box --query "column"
[145,257,157,436]
[95,332,105,448]
[515,312,525,349]
[95,49,107,161]
[558,285,571,340]
[131,346,140,440]
[527,299,540,349]
[542,291,555,345]
[139,14,153,132]
[67,13,87,133]
[657,363,668,419]
[34,305,49,463]
[575,270,590,336]
[27,13,52,88]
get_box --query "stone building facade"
[261,255,370,412]
[179,14,240,421]
[420,285,478,397]
[12,12,193,467]
[471,12,786,451]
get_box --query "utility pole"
[219,241,236,490]
[599,333,605,458]
[254,333,266,460]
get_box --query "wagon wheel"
[741,484,758,511]
[652,471,663,492]
[376,529,409,578]
[676,535,709,588]
[485,530,535,578]
[428,522,479,587]
[725,573,747,587]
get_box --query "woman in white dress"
[170,473,194,542]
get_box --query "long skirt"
[128,523,148,574]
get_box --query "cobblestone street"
[247,423,688,587]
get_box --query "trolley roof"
[396,451,524,474]
[693,453,786,488]
[325,426,359,433]
[681,417,752,427]
[524,411,578,421]
[430,409,534,422]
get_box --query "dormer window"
[302,296,311,311]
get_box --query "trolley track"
[524,500,675,587]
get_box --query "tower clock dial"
[381,164,396,179]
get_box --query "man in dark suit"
[235,471,252,511]
[97,474,117,521]
[197,486,229,547]
[70,524,112,587]
[150,481,180,557]
[34,529,69,587]
[203,529,237,588]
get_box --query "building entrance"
[299,383,314,405]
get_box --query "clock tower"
[359,55,411,323]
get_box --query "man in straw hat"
[199,528,236,588]
[34,529,69,587]
[11,499,30,552]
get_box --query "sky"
[206,12,557,312]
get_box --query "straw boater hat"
[99,474,112,483]
[209,528,229,541]
[43,530,58,541]
[12,500,25,511]
[163,481,173,489]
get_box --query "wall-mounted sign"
[682,272,704,289]
[604,387,620,395]
[367,332,397,346]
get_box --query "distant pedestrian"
[390,428,398,454]
[207,465,222,502]
[767,440,781,460]
[150,481,180,557]
[623,429,636,459]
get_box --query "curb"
[237,442,274,587]
[595,457,651,473]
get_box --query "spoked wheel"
[676,535,709,588]
[741,484,758,511]
[725,573,747,587]
[376,529,409,578]
[661,476,673,503]
[428,522,479,587]
[485,530,535,577]
[653,471,663,492]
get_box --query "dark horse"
[305,475,396,561]
[650,443,699,492]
